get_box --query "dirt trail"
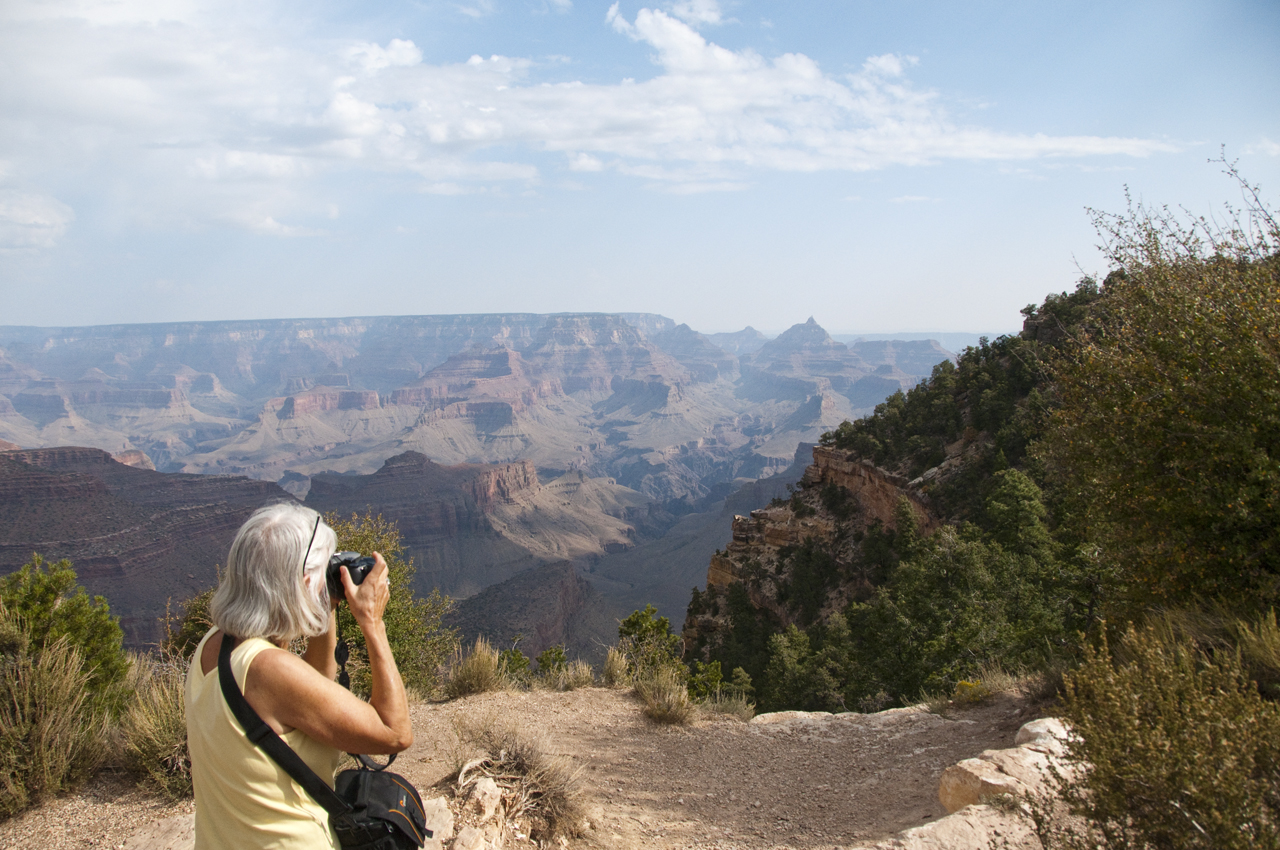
[0,688,1036,850]
[400,688,1035,850]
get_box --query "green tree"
[617,604,682,678]
[1036,176,1280,616]
[0,554,128,714]
[326,513,457,698]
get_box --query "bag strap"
[218,633,352,818]
[331,618,396,773]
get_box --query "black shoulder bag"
[217,634,431,850]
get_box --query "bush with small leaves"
[0,608,107,817]
[1041,624,1280,850]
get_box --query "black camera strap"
[218,633,352,817]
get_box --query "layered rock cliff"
[0,446,289,646]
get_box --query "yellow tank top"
[185,628,341,850]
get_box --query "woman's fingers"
[342,552,390,626]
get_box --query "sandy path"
[398,687,1036,850]
[0,687,1035,850]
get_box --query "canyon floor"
[0,688,1040,850]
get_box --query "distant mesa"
[0,439,20,452]
[706,326,769,355]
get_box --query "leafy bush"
[616,605,683,680]
[498,643,531,687]
[0,611,107,818]
[326,513,457,698]
[1037,175,1280,617]
[0,554,129,715]
[1045,624,1280,850]
[161,587,214,660]
[119,650,191,799]
[445,637,506,699]
[535,644,567,674]
[634,667,694,725]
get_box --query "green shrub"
[120,650,191,799]
[634,667,694,725]
[535,644,567,674]
[1047,624,1280,850]
[161,587,214,661]
[327,513,457,698]
[0,554,129,715]
[616,605,683,680]
[498,644,531,686]
[445,636,506,699]
[0,620,107,818]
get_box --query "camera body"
[327,551,376,601]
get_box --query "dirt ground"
[0,687,1038,850]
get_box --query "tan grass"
[446,714,583,840]
[634,667,694,725]
[119,650,191,800]
[0,636,107,817]
[445,637,506,699]
[602,645,628,688]
[698,691,755,722]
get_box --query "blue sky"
[1,0,1277,334]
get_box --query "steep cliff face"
[0,447,290,647]
[684,444,936,654]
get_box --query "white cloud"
[0,191,75,249]
[549,0,573,11]
[668,0,723,27]
[568,153,605,171]
[0,0,1177,238]
[1245,138,1280,157]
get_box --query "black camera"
[327,551,376,601]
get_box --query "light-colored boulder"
[470,776,502,822]
[979,746,1054,794]
[453,825,486,850]
[1015,717,1070,756]
[847,803,1040,849]
[939,757,1026,813]
[422,795,455,850]
[123,814,195,850]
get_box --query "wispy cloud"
[0,0,1177,244]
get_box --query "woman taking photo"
[185,503,413,849]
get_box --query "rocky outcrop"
[686,443,939,655]
[0,447,291,647]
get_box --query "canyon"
[0,313,954,654]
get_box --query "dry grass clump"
[634,667,694,725]
[0,634,107,817]
[602,646,628,688]
[698,691,754,722]
[446,716,583,841]
[539,659,595,692]
[118,650,191,799]
[446,637,507,699]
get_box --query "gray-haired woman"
[184,502,413,850]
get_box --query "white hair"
[210,502,336,643]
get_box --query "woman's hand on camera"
[340,551,390,630]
